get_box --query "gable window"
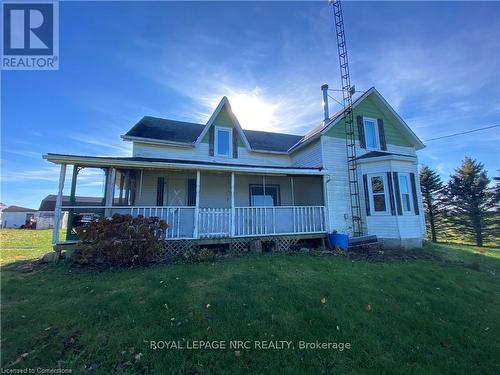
[215,127,232,157]
[249,184,280,206]
[398,174,412,212]
[363,118,380,150]
[368,174,388,213]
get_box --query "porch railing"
[61,206,196,240]
[59,205,325,241]
[198,208,231,238]
[234,206,325,237]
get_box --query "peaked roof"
[3,205,37,213]
[288,87,425,152]
[194,97,252,149]
[122,88,424,154]
[123,97,303,153]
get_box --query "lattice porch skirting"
[158,234,324,261]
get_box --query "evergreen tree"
[419,165,445,242]
[447,157,497,246]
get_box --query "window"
[369,175,388,213]
[363,118,379,150]
[249,184,280,206]
[398,174,412,212]
[215,127,232,157]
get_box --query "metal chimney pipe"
[321,84,329,121]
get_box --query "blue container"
[328,233,349,251]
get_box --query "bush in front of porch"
[71,214,168,267]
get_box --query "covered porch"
[44,155,328,243]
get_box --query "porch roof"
[43,153,324,175]
[356,151,416,163]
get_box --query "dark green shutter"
[393,172,403,215]
[357,116,366,148]
[362,174,370,216]
[410,173,420,215]
[378,119,387,150]
[386,172,396,216]
[232,129,238,158]
[208,127,214,156]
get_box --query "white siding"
[133,142,292,167]
[1,212,33,228]
[359,159,424,239]
[321,135,425,240]
[321,136,353,234]
[291,140,323,168]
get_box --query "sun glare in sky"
[226,90,280,132]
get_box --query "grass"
[0,229,53,265]
[1,229,499,374]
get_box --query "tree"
[420,165,445,242]
[447,157,497,246]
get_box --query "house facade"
[44,87,425,249]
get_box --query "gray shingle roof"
[39,195,105,211]
[125,116,204,143]
[124,116,304,153]
[356,151,416,160]
[243,129,302,152]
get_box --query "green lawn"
[0,229,54,265]
[1,229,499,374]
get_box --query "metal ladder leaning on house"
[330,0,363,237]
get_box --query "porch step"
[349,235,378,249]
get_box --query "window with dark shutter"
[363,174,370,216]
[208,127,214,156]
[232,129,238,158]
[378,119,387,150]
[393,172,403,215]
[357,116,366,148]
[386,172,396,215]
[410,173,420,215]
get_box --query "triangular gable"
[195,97,251,149]
[289,87,424,152]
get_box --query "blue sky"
[2,1,499,209]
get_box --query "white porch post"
[138,169,144,201]
[230,172,235,236]
[193,170,201,238]
[322,174,331,232]
[52,164,66,244]
[105,168,116,206]
[105,168,116,217]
